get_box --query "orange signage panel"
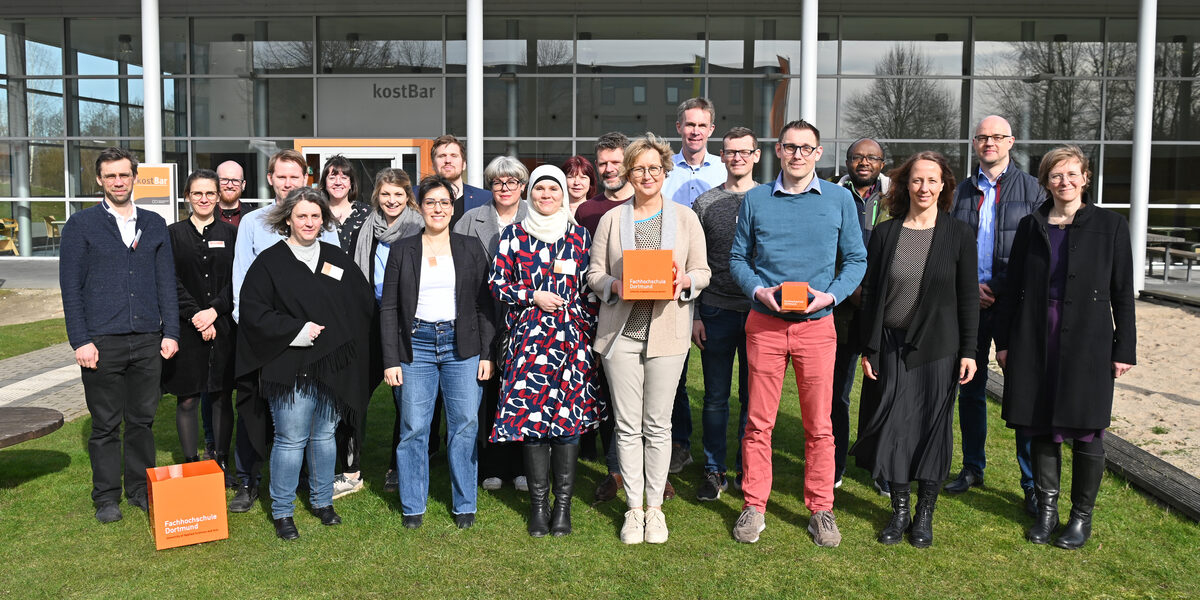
[622,249,675,300]
[132,164,174,206]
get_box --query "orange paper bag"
[780,281,809,311]
[623,249,675,300]
[146,460,229,550]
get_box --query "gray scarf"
[352,207,423,277]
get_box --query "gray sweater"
[692,186,751,313]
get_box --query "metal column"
[141,0,163,163]
[1129,0,1157,292]
[466,0,484,187]
[799,0,818,123]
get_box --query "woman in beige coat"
[587,133,710,545]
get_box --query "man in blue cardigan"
[59,147,180,524]
[728,120,867,547]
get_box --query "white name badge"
[553,259,576,276]
[208,240,226,249]
[321,263,344,281]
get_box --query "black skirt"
[851,328,959,484]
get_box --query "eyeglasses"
[848,154,884,164]
[188,191,219,200]
[722,149,758,159]
[628,165,664,178]
[490,179,523,191]
[779,143,817,157]
[973,134,1013,144]
[1048,172,1084,184]
[218,178,245,186]
[422,199,453,209]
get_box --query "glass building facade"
[1,7,1199,255]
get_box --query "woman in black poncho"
[236,187,374,540]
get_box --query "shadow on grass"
[0,449,72,489]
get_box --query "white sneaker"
[332,474,363,499]
[644,507,668,544]
[513,475,528,492]
[620,508,645,545]
[481,477,503,491]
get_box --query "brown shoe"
[664,480,676,501]
[595,472,622,502]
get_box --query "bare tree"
[979,40,1104,140]
[844,43,957,140]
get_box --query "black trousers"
[234,371,266,487]
[80,333,162,506]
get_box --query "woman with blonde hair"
[587,134,710,544]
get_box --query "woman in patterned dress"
[489,165,602,537]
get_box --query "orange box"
[146,460,229,550]
[780,281,810,311]
[622,249,675,300]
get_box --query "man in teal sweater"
[727,120,867,546]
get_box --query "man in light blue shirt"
[661,98,729,477]
[661,97,726,209]
[228,149,338,513]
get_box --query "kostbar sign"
[317,77,443,137]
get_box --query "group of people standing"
[60,98,1135,551]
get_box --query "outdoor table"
[0,406,64,449]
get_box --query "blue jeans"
[267,386,339,519]
[396,319,482,516]
[697,304,749,475]
[959,306,1033,490]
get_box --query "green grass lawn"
[1,352,1197,599]
[0,317,68,360]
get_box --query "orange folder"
[622,249,675,300]
[146,460,229,550]
[780,281,809,311]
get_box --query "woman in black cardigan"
[380,175,497,530]
[852,151,978,548]
[163,169,237,468]
[995,146,1136,550]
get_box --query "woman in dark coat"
[852,151,978,548]
[163,170,237,467]
[995,145,1136,550]
[380,175,497,530]
[236,187,374,540]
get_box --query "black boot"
[550,443,580,537]
[877,482,911,545]
[909,480,938,548]
[522,444,551,537]
[214,453,236,489]
[1027,440,1062,544]
[1054,448,1105,550]
[184,455,200,463]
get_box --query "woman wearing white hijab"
[488,164,603,537]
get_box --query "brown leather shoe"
[664,480,676,501]
[595,472,623,502]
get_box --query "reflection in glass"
[30,142,65,197]
[483,140,573,173]
[193,140,295,202]
[707,17,821,74]
[192,18,314,75]
[445,77,465,139]
[840,74,961,140]
[191,78,312,137]
[0,82,8,137]
[841,17,966,76]
[973,79,1101,141]
[577,77,698,138]
[973,19,1102,77]
[319,16,442,74]
[576,17,704,73]
[880,143,968,182]
[69,140,144,197]
[483,77,571,138]
[27,90,65,137]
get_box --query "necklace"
[422,235,450,256]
